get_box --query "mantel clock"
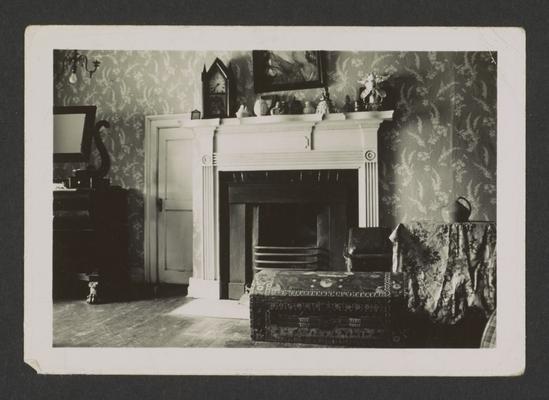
[202,58,236,119]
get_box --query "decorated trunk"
[250,270,409,347]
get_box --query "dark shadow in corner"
[377,73,418,230]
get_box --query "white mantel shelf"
[147,110,394,299]
[180,110,393,128]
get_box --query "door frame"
[144,113,192,284]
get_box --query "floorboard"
[53,295,324,348]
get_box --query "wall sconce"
[64,50,100,84]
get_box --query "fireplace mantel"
[184,111,393,299]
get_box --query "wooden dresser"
[53,187,128,300]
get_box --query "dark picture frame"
[53,105,97,163]
[253,50,326,93]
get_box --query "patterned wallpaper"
[53,50,496,280]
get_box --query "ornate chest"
[249,270,409,347]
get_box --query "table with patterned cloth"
[480,310,497,348]
[250,270,409,347]
[390,221,496,325]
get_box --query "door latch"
[157,198,163,212]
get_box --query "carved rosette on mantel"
[182,111,393,299]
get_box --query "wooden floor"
[53,294,322,348]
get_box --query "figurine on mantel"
[358,73,389,111]
[279,101,287,114]
[303,101,315,114]
[270,101,282,115]
[235,104,250,118]
[342,95,354,113]
[316,87,333,117]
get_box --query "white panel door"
[157,128,194,284]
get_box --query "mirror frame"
[53,105,97,163]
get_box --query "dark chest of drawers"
[53,187,128,299]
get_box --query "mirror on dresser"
[53,105,96,163]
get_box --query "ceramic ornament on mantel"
[303,101,315,114]
[342,95,354,113]
[253,97,269,116]
[235,104,250,118]
[358,73,389,111]
[270,102,282,115]
[316,87,333,117]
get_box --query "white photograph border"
[24,26,525,375]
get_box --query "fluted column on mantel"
[361,150,379,227]
[188,123,220,299]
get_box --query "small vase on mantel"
[253,97,269,116]
[303,101,315,114]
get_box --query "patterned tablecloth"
[390,221,496,325]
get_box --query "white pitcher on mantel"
[253,98,269,116]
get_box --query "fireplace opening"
[218,170,358,299]
[257,203,318,247]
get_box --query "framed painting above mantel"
[253,50,326,93]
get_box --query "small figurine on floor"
[87,281,100,304]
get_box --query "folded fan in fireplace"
[253,245,328,271]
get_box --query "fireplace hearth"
[219,170,357,299]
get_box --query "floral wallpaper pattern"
[53,50,496,280]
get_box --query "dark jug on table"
[442,196,472,223]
